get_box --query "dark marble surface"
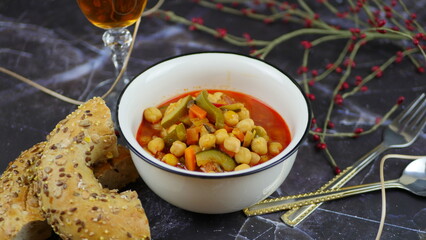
[1,1,425,239]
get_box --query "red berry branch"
[153,0,425,174]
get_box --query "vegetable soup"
[137,90,291,173]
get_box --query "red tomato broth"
[136,89,291,171]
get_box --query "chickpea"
[260,155,269,163]
[151,123,163,131]
[208,93,218,103]
[208,92,223,103]
[251,137,268,155]
[236,118,254,133]
[224,136,241,153]
[269,142,283,155]
[188,145,202,154]
[213,92,223,100]
[235,163,250,171]
[162,153,179,166]
[170,141,187,157]
[199,134,216,150]
[143,107,162,124]
[138,135,151,146]
[224,110,239,126]
[235,147,251,164]
[250,152,260,166]
[160,128,168,138]
[147,137,165,154]
[238,107,250,120]
[214,129,228,145]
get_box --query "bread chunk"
[0,97,145,240]
[36,97,150,239]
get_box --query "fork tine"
[393,93,425,124]
[408,99,426,132]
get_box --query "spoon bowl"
[399,157,426,196]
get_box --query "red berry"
[297,66,309,74]
[354,128,364,134]
[340,82,350,91]
[397,96,405,105]
[326,63,334,69]
[304,18,313,28]
[263,18,273,24]
[215,28,228,38]
[353,128,364,138]
[413,38,420,45]
[371,66,383,78]
[242,33,252,41]
[312,134,320,141]
[334,94,344,105]
[300,40,313,49]
[316,142,327,150]
[334,166,342,175]
[216,3,224,9]
[314,127,323,133]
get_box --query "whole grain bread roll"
[36,97,150,239]
[0,142,140,240]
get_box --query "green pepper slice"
[253,126,269,141]
[195,90,224,129]
[161,95,192,128]
[220,103,244,111]
[163,123,187,147]
[196,149,236,171]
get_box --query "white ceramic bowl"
[117,52,310,214]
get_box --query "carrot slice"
[189,104,207,119]
[223,125,233,133]
[188,109,197,119]
[232,128,245,142]
[186,127,200,145]
[184,147,197,171]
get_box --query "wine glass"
[76,0,148,109]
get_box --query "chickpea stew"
[137,90,291,173]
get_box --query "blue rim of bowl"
[116,51,312,179]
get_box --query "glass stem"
[102,28,132,89]
[101,28,132,125]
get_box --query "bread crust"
[0,142,51,240]
[36,97,150,239]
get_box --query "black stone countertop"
[1,1,425,239]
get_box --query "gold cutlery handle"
[244,180,400,216]
[281,143,389,226]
